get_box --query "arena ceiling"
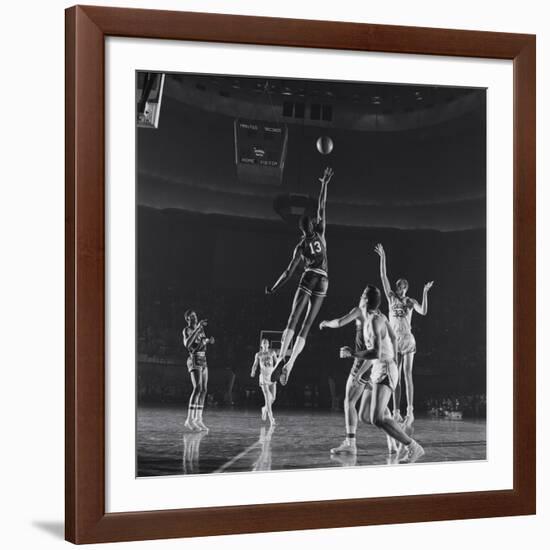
[137,73,486,232]
[165,73,484,133]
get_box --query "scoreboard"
[234,119,288,185]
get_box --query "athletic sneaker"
[270,359,285,383]
[184,419,200,432]
[401,440,425,463]
[330,439,357,455]
[194,419,209,432]
[280,364,292,386]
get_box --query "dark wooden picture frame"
[65,4,536,544]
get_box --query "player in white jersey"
[182,310,215,431]
[320,287,398,456]
[375,243,434,425]
[339,285,425,463]
[250,339,278,425]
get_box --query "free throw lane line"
[214,440,262,473]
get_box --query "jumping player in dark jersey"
[182,310,215,431]
[266,166,334,385]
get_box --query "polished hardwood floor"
[137,406,486,477]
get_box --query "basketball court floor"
[137,407,486,477]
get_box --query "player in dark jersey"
[182,309,215,431]
[375,243,434,426]
[266,167,334,385]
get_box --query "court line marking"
[214,441,262,473]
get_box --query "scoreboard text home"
[234,119,288,185]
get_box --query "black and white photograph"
[136,71,487,477]
[2,0,544,547]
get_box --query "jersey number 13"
[308,241,322,255]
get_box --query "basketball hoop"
[273,193,316,223]
[259,330,292,358]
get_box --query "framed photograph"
[65,5,536,544]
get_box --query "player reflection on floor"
[182,431,207,475]
[252,425,275,471]
[330,452,357,468]
[182,425,276,475]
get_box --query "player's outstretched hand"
[424,281,434,291]
[319,166,334,185]
[339,346,353,359]
[375,243,385,258]
[208,336,215,345]
[265,286,273,295]
[319,320,328,330]
[199,319,208,327]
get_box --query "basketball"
[316,136,334,155]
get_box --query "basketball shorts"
[187,352,207,373]
[396,332,416,355]
[299,270,329,298]
[259,369,275,386]
[350,358,373,388]
[370,359,399,391]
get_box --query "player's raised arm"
[413,281,434,315]
[319,306,361,330]
[375,243,392,300]
[316,167,334,237]
[266,243,302,295]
